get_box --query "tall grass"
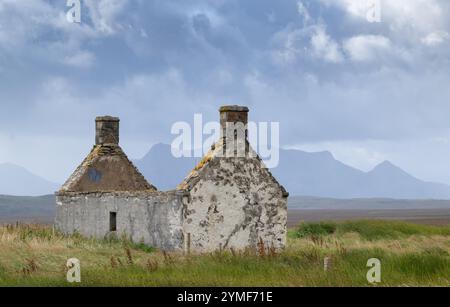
[291,220,450,240]
[0,221,449,286]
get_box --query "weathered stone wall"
[55,191,184,251]
[56,108,287,254]
[182,157,288,253]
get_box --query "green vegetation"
[291,220,450,240]
[0,221,449,287]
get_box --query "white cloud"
[421,31,449,46]
[0,0,56,49]
[83,0,129,34]
[1,0,450,185]
[271,24,344,65]
[310,26,344,63]
[271,27,304,65]
[272,2,344,65]
[297,1,311,25]
[343,35,391,62]
[331,0,378,20]
[382,0,446,35]
[321,0,449,44]
[0,0,134,68]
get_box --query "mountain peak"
[0,163,60,196]
[314,150,334,158]
[0,162,26,170]
[370,160,412,178]
[132,147,450,199]
[373,160,396,170]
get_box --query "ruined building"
[56,106,288,252]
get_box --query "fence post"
[324,257,332,272]
[186,233,191,256]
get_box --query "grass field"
[0,221,449,287]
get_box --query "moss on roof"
[177,139,288,197]
[60,144,156,193]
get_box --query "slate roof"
[59,144,156,193]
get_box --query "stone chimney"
[219,105,249,156]
[220,105,249,130]
[95,116,120,145]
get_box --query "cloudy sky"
[1,0,450,185]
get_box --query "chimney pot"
[95,116,120,145]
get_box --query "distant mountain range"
[135,143,450,199]
[271,149,450,199]
[134,144,201,192]
[2,144,450,223]
[0,163,59,196]
[0,194,55,223]
[3,143,450,199]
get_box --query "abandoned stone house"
[56,106,288,252]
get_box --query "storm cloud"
[0,0,450,185]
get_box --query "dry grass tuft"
[0,222,449,286]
